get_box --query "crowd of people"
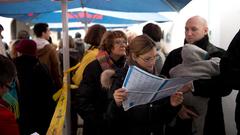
[0,15,240,135]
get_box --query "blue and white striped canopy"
[0,0,191,15]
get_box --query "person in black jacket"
[14,39,55,135]
[75,30,127,135]
[220,29,240,135]
[101,35,183,135]
[161,16,231,135]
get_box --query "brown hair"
[0,55,16,86]
[59,35,75,49]
[10,40,21,59]
[84,24,106,49]
[127,34,156,58]
[99,30,127,53]
[17,30,30,39]
[142,23,162,42]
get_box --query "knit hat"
[15,39,37,56]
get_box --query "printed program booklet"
[122,66,193,111]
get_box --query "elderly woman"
[75,30,127,135]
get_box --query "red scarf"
[96,50,114,71]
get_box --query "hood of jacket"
[36,44,52,57]
[34,38,50,50]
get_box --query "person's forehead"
[140,48,157,56]
[114,37,125,40]
[186,17,205,27]
[186,20,203,28]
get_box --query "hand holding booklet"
[122,66,193,111]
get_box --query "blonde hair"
[127,34,156,57]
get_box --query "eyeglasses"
[138,55,159,63]
[114,40,127,45]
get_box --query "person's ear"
[204,27,208,35]
[132,54,138,61]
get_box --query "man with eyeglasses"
[0,55,19,135]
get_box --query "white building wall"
[0,16,12,44]
[211,1,240,135]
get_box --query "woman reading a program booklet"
[101,34,183,135]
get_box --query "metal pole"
[80,0,88,32]
[83,8,88,32]
[61,0,71,134]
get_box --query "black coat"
[75,58,125,135]
[14,55,55,135]
[221,29,240,95]
[161,36,231,135]
[106,66,181,135]
[220,29,240,134]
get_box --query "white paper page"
[151,85,183,102]
[160,77,193,90]
[122,66,165,110]
[122,66,194,111]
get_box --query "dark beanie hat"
[16,39,37,56]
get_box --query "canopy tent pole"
[83,8,88,32]
[61,0,71,134]
[80,0,88,32]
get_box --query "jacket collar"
[184,35,209,51]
